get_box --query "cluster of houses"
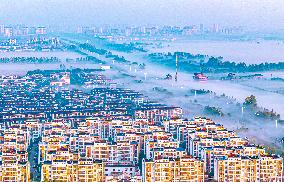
[0,37,63,52]
[0,69,282,181]
[0,70,181,123]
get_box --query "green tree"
[243,95,257,107]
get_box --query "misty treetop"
[148,51,284,73]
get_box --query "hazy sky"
[0,0,284,31]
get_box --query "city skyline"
[0,0,284,32]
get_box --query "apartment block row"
[0,69,282,181]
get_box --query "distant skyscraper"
[4,27,13,37]
[22,27,29,36]
[14,26,22,36]
[77,27,83,34]
[0,24,4,35]
[125,27,132,36]
[36,27,47,35]
[213,24,219,33]
[199,24,204,33]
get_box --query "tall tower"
[175,54,178,82]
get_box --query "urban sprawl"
[0,24,243,38]
[0,68,282,182]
